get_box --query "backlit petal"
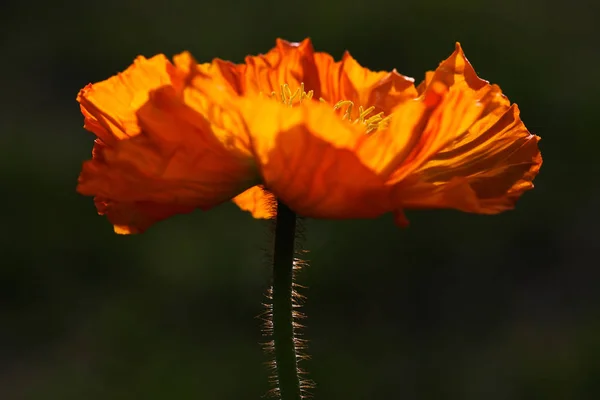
[195,57,244,95]
[385,80,486,182]
[417,42,489,94]
[77,55,173,145]
[237,38,321,97]
[232,186,276,219]
[393,104,541,214]
[389,44,542,218]
[233,96,392,218]
[315,51,418,114]
[77,54,259,233]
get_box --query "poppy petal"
[314,51,418,114]
[388,45,542,217]
[237,38,321,98]
[174,51,245,96]
[357,79,484,181]
[417,42,489,93]
[393,104,541,214]
[77,55,174,145]
[231,97,393,218]
[78,54,260,233]
[232,186,276,219]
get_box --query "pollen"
[267,82,391,134]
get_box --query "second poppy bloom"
[77,39,542,233]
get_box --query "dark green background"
[1,0,598,399]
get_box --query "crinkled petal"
[232,186,276,219]
[393,104,541,214]
[77,54,259,233]
[220,95,391,218]
[389,44,542,219]
[384,80,487,183]
[77,55,174,145]
[183,55,244,96]
[348,78,485,186]
[314,50,418,114]
[417,42,489,94]
[236,38,321,98]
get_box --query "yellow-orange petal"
[186,56,244,96]
[78,84,258,203]
[227,96,394,218]
[173,52,255,158]
[314,50,418,114]
[236,38,321,97]
[417,42,489,94]
[358,79,485,182]
[232,186,276,219]
[77,54,175,145]
[393,104,541,214]
[386,44,542,218]
[78,54,260,233]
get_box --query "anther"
[359,106,376,122]
[268,83,391,133]
[332,100,390,133]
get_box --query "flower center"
[268,82,390,134]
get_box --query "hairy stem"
[271,201,302,400]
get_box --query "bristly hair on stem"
[258,197,314,400]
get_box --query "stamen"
[332,100,389,133]
[264,82,390,133]
[300,83,314,102]
[281,85,287,104]
[333,100,354,121]
[359,106,376,122]
[266,83,314,107]
[365,112,384,125]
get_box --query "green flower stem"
[271,201,302,400]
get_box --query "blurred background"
[1,0,599,399]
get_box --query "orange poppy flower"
[77,38,541,234]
